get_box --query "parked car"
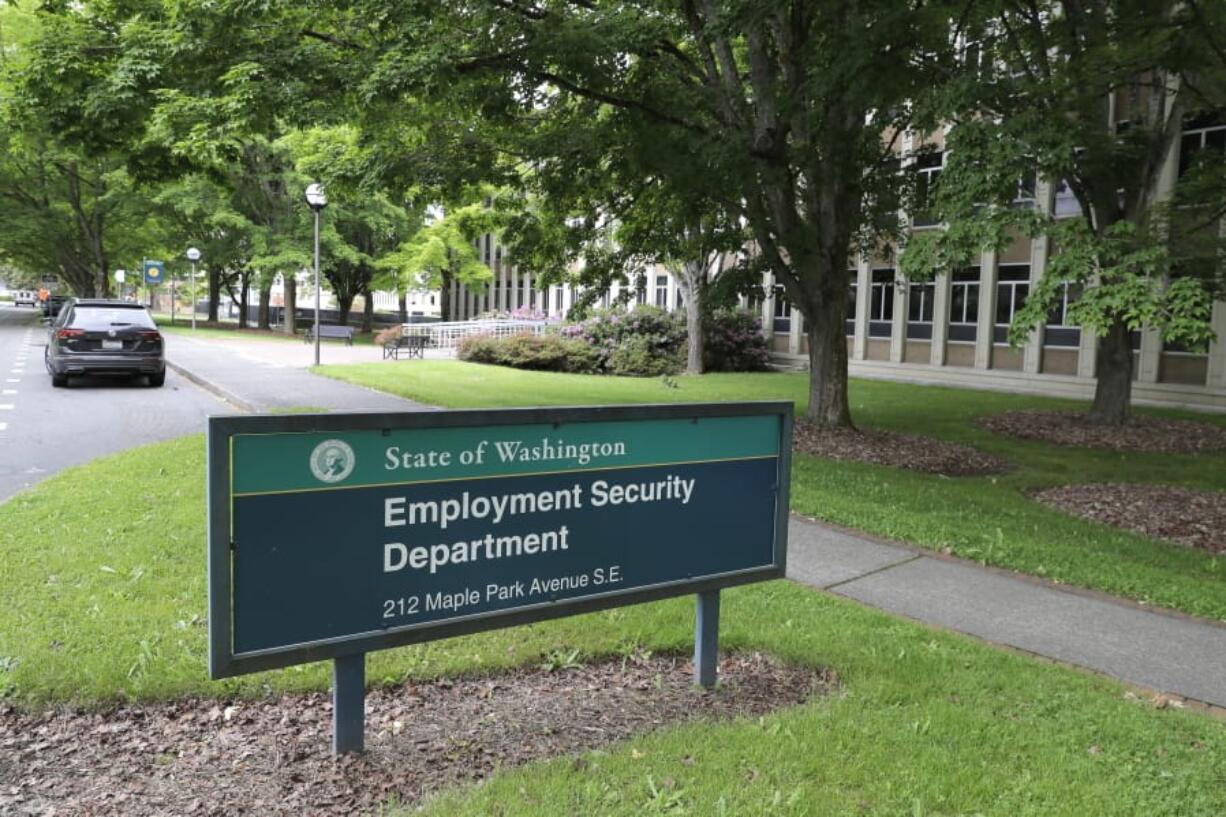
[40,294,68,319]
[45,299,166,387]
[13,290,37,307]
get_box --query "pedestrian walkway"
[165,332,431,413]
[787,517,1226,709]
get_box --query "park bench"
[382,333,427,360]
[303,324,355,345]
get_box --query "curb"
[166,358,256,414]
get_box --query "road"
[0,303,228,503]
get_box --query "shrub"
[608,335,685,377]
[457,332,601,373]
[561,306,687,374]
[374,325,403,346]
[703,310,771,372]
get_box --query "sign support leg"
[332,652,365,755]
[694,590,720,688]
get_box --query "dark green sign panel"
[208,403,792,678]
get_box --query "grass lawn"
[319,361,1226,622]
[0,436,1225,815]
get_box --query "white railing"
[402,319,548,349]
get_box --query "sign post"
[208,403,791,754]
[143,260,165,310]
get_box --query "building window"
[1053,179,1081,217]
[912,152,943,228]
[1012,170,1038,208]
[554,287,564,313]
[949,269,980,342]
[483,235,492,264]
[994,264,1030,342]
[868,269,895,338]
[635,277,647,305]
[1044,282,1081,347]
[906,281,935,340]
[845,280,857,337]
[1179,112,1226,177]
[655,275,669,309]
[773,286,791,332]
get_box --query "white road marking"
[0,423,7,431]
[0,404,13,410]
[10,370,23,375]
[2,389,15,395]
[5,378,19,383]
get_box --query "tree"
[0,4,161,297]
[901,0,1226,424]
[100,0,959,427]
[338,1,963,426]
[378,198,498,320]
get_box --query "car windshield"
[68,307,156,331]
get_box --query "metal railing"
[402,319,548,349]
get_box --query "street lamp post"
[186,248,201,330]
[305,183,328,366]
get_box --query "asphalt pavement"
[0,303,228,502]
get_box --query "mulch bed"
[0,652,831,817]
[1033,483,1226,554]
[793,422,1009,477]
[977,410,1226,455]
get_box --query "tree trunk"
[398,291,408,323]
[439,270,453,321]
[237,276,250,329]
[208,270,220,322]
[804,294,853,428]
[337,293,354,327]
[681,264,705,374]
[257,282,272,330]
[283,276,297,335]
[1088,319,1133,424]
[361,289,374,333]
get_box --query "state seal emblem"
[309,439,356,484]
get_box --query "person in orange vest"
[37,287,49,304]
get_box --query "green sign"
[208,403,792,678]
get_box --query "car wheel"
[51,372,68,388]
[148,372,166,387]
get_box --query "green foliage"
[899,1,1226,418]
[608,335,685,377]
[456,332,601,374]
[378,196,499,315]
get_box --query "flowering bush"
[703,310,771,372]
[458,305,769,377]
[561,306,688,376]
[374,325,403,346]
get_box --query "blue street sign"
[143,260,166,285]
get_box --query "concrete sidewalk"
[787,517,1226,710]
[164,332,430,413]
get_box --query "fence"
[403,319,548,349]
